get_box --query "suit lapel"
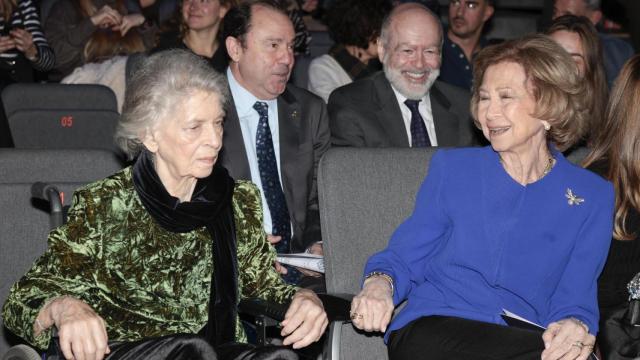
[374,73,410,147]
[277,88,300,223]
[430,83,459,147]
[221,92,251,180]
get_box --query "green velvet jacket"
[2,167,297,349]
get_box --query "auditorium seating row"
[0,146,445,359]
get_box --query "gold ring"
[350,312,359,320]
[571,341,584,349]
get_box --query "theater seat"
[1,84,120,154]
[318,147,437,359]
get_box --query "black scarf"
[132,150,238,347]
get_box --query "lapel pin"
[565,188,585,206]
[291,110,298,119]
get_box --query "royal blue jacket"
[364,147,614,340]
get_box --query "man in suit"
[328,2,479,148]
[440,0,495,91]
[221,1,330,285]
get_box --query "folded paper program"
[277,253,324,273]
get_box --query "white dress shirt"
[227,68,282,235]
[390,85,438,146]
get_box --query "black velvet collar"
[132,149,238,347]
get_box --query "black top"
[588,160,640,310]
[152,30,229,73]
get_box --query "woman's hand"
[37,296,110,360]
[113,14,145,36]
[90,5,122,29]
[541,318,595,360]
[10,28,37,60]
[281,289,328,349]
[0,35,16,54]
[350,276,394,332]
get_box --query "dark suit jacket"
[220,84,330,253]
[327,71,481,147]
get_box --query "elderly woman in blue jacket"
[350,34,614,360]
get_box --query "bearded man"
[327,2,479,148]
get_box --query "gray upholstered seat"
[318,147,437,360]
[0,182,90,357]
[1,84,120,153]
[0,149,124,184]
[0,148,123,357]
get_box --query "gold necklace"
[500,156,556,182]
[540,156,556,178]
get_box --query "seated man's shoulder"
[329,72,382,103]
[432,80,471,101]
[284,83,325,105]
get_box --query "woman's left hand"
[113,14,145,36]
[10,28,37,60]
[541,318,595,360]
[280,289,328,349]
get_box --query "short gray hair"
[379,3,443,50]
[115,49,230,159]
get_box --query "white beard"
[383,63,440,100]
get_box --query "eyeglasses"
[450,0,481,10]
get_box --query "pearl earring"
[543,122,551,131]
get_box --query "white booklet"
[276,253,324,273]
[501,309,599,360]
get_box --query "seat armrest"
[316,293,353,322]
[238,298,290,323]
[238,293,353,347]
[239,293,353,323]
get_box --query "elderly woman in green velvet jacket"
[2,49,328,360]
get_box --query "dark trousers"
[388,316,545,360]
[48,334,298,360]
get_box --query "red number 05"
[60,116,73,127]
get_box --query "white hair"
[115,49,230,159]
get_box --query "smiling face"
[227,5,295,100]
[379,9,442,100]
[476,61,548,156]
[182,0,228,32]
[448,0,494,39]
[549,30,586,75]
[143,91,225,193]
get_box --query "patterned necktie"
[253,101,291,253]
[404,99,432,147]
